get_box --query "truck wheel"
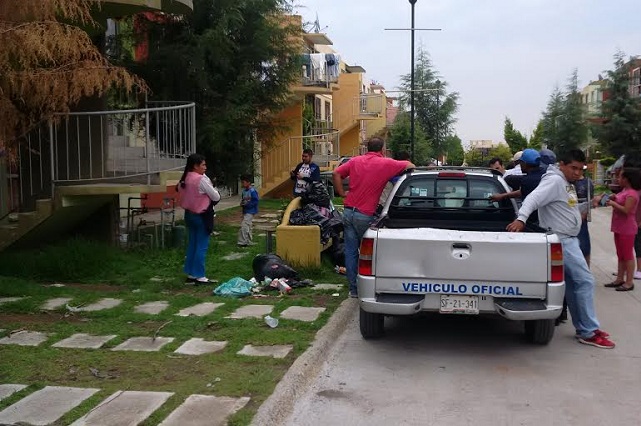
[524,319,555,345]
[360,308,384,339]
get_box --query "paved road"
[285,207,641,426]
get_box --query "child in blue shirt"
[237,174,259,247]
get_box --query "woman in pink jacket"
[177,154,220,284]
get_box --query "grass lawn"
[0,199,347,425]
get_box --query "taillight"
[550,243,564,282]
[358,238,374,276]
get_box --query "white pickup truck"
[357,167,565,344]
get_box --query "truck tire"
[360,308,384,339]
[524,319,555,345]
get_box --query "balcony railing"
[354,94,384,117]
[301,53,340,88]
[2,102,196,215]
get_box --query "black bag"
[252,254,300,282]
[301,181,331,208]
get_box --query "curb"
[250,298,358,426]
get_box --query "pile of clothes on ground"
[212,254,314,298]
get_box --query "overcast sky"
[297,0,639,146]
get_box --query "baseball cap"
[520,149,541,166]
[512,151,523,162]
[539,148,556,165]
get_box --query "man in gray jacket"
[506,149,615,349]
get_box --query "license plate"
[439,295,479,314]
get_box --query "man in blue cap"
[491,149,545,223]
[539,148,557,171]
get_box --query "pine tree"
[555,69,588,151]
[503,117,527,152]
[398,47,459,162]
[593,52,641,157]
[541,88,564,150]
[0,0,143,150]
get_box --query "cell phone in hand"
[599,194,610,206]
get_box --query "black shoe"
[237,244,248,248]
[185,277,197,285]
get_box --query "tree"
[387,112,431,165]
[0,0,142,150]
[463,147,485,167]
[398,46,459,162]
[503,117,528,152]
[592,51,641,157]
[528,120,545,150]
[555,69,588,151]
[540,88,564,150]
[442,134,464,165]
[487,144,513,165]
[124,0,302,182]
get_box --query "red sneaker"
[594,329,610,338]
[578,334,615,349]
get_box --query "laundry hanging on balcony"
[325,54,341,81]
[302,53,341,85]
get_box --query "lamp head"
[409,0,417,4]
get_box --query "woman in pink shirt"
[605,167,641,291]
[176,154,220,285]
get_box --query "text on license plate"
[440,295,479,314]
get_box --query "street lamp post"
[409,0,417,163]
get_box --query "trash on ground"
[264,315,279,328]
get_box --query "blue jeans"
[184,210,210,278]
[561,236,599,338]
[343,208,373,294]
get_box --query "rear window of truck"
[388,174,514,220]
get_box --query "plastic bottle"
[277,280,292,294]
[264,315,279,328]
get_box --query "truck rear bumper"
[358,278,565,320]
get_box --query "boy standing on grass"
[237,174,259,247]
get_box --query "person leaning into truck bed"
[333,137,415,298]
[506,149,615,349]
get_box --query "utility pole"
[385,3,441,163]
[435,79,440,165]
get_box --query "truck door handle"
[452,243,470,249]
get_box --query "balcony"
[354,94,384,120]
[292,54,341,96]
[2,102,196,217]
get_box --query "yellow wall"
[333,73,361,133]
[340,125,361,157]
[260,101,303,194]
[365,96,388,139]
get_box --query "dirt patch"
[216,207,282,226]
[0,312,88,326]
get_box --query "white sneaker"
[634,271,641,280]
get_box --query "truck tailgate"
[373,228,550,292]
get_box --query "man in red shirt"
[333,137,415,297]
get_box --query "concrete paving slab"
[253,218,270,223]
[159,394,250,426]
[259,213,280,218]
[227,304,273,319]
[222,252,249,261]
[174,338,228,355]
[70,390,174,426]
[52,333,117,349]
[0,331,48,346]
[0,384,27,401]
[41,297,73,310]
[77,298,122,312]
[176,302,224,317]
[134,301,169,315]
[280,306,326,322]
[312,284,344,291]
[237,344,293,359]
[0,386,99,426]
[0,297,24,305]
[112,337,174,352]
